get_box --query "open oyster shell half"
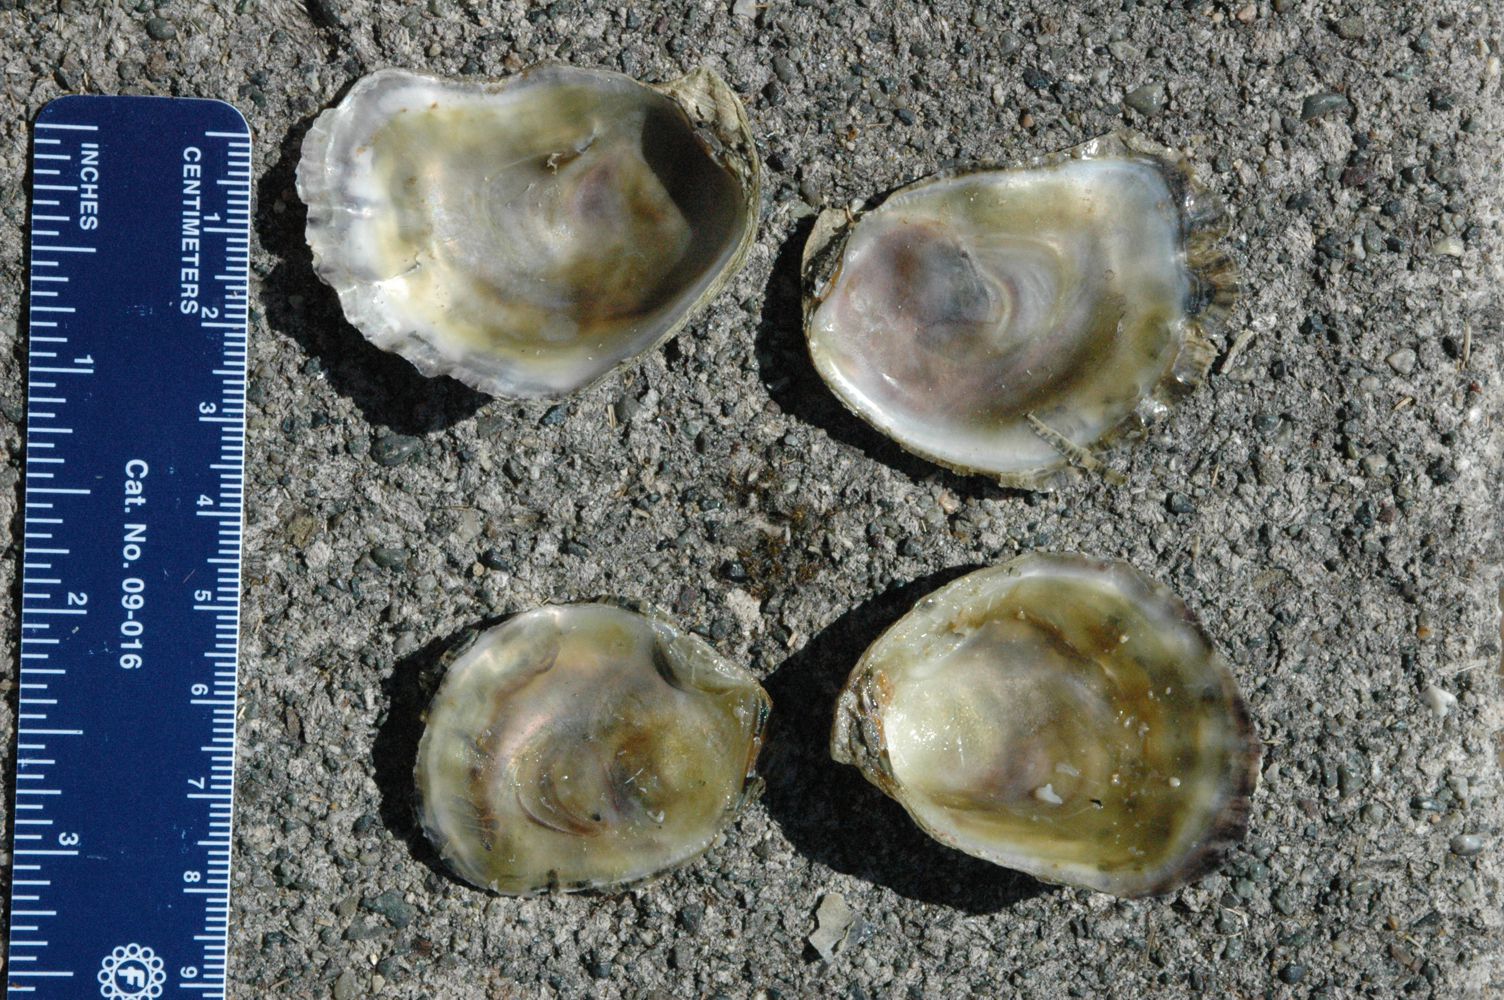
[298,64,760,398]
[803,134,1235,488]
[415,603,770,895]
[831,554,1259,897]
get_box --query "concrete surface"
[1,0,1502,997]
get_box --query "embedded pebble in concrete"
[808,892,858,962]
[1424,683,1458,718]
[1451,833,1486,857]
[1387,348,1418,376]
[0,3,1499,999]
[1123,80,1167,116]
[1301,90,1351,120]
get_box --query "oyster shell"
[298,64,760,398]
[802,134,1234,488]
[415,603,770,894]
[831,554,1258,897]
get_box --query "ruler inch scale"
[7,96,250,999]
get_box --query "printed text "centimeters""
[179,146,212,315]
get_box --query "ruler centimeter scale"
[6,96,250,998]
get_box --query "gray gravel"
[2,1,1504,998]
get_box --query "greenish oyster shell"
[802,133,1235,489]
[830,553,1259,898]
[415,603,771,895]
[297,64,761,398]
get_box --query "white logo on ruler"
[96,943,167,999]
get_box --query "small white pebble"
[1422,684,1457,718]
[1385,348,1417,376]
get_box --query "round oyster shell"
[830,554,1258,897]
[415,603,770,895]
[803,134,1235,488]
[298,64,760,398]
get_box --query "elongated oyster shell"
[803,134,1234,488]
[298,64,760,397]
[415,603,770,894]
[831,554,1258,897]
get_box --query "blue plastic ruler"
[6,96,250,998]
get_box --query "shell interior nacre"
[830,554,1258,897]
[298,65,759,398]
[803,134,1233,488]
[416,604,770,895]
